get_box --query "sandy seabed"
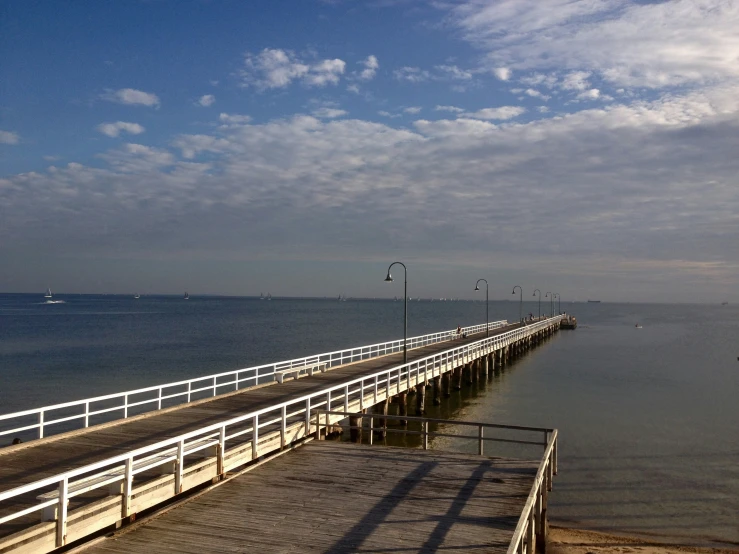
[548,527,739,554]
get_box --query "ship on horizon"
[587,300,601,303]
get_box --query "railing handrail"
[506,429,558,554]
[0,316,560,517]
[0,320,508,434]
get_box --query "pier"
[0,316,563,553]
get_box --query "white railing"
[507,428,558,554]
[0,320,508,444]
[0,315,561,552]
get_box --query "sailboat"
[260,293,265,300]
[184,292,190,300]
[43,288,65,304]
[134,293,140,299]
[267,293,272,300]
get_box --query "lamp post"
[512,286,523,323]
[475,279,489,337]
[554,293,560,315]
[385,262,408,363]
[533,289,541,320]
[545,292,552,317]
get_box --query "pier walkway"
[85,441,542,554]
[0,316,561,553]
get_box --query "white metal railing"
[0,316,560,551]
[0,320,507,443]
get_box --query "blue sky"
[2,0,738,301]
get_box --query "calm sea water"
[0,294,737,546]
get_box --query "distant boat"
[184,292,190,300]
[267,293,272,300]
[134,293,140,299]
[587,300,601,303]
[721,301,728,305]
[260,293,264,300]
[42,288,65,304]
[635,324,643,329]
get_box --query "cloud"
[4,84,739,299]
[561,71,592,91]
[357,55,379,81]
[101,88,160,107]
[97,121,145,138]
[403,106,422,114]
[0,130,20,144]
[378,110,401,118]
[218,113,252,126]
[493,67,511,81]
[198,94,216,107]
[435,65,473,80]
[435,105,465,113]
[312,107,348,119]
[576,88,601,101]
[394,66,431,83]
[238,48,345,89]
[524,88,549,100]
[462,106,526,120]
[448,0,739,89]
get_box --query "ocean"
[0,294,737,547]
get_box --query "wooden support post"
[378,397,389,438]
[465,363,473,385]
[349,413,361,443]
[432,376,441,405]
[481,356,488,379]
[454,367,462,390]
[415,383,426,415]
[397,392,408,426]
[442,372,451,397]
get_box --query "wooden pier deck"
[84,441,540,554]
[0,327,514,498]
[0,317,561,553]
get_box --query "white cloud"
[404,106,422,114]
[524,88,550,100]
[493,67,511,81]
[217,113,252,129]
[577,88,601,101]
[5,84,739,299]
[198,94,216,107]
[462,106,526,120]
[394,66,431,83]
[449,0,739,89]
[97,121,145,138]
[434,105,465,113]
[378,110,401,118]
[312,107,348,119]
[561,71,591,91]
[101,88,160,107]
[0,130,20,144]
[347,84,361,94]
[357,55,379,81]
[436,65,473,80]
[238,48,345,90]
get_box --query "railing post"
[252,415,259,459]
[344,385,349,414]
[526,507,535,553]
[175,439,184,494]
[38,411,44,439]
[374,375,378,404]
[423,420,428,450]
[305,398,311,436]
[56,477,68,547]
[478,425,484,456]
[213,376,217,396]
[386,370,391,398]
[369,416,373,445]
[218,426,226,475]
[84,402,90,428]
[122,456,133,518]
[326,390,331,411]
[280,405,287,450]
[124,394,128,419]
[158,387,162,410]
[187,382,192,403]
[359,379,364,411]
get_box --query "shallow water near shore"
[1,294,737,546]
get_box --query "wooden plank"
[84,442,538,554]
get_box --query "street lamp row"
[386,261,562,362]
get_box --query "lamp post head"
[474,285,480,291]
[384,273,393,282]
[511,289,515,294]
